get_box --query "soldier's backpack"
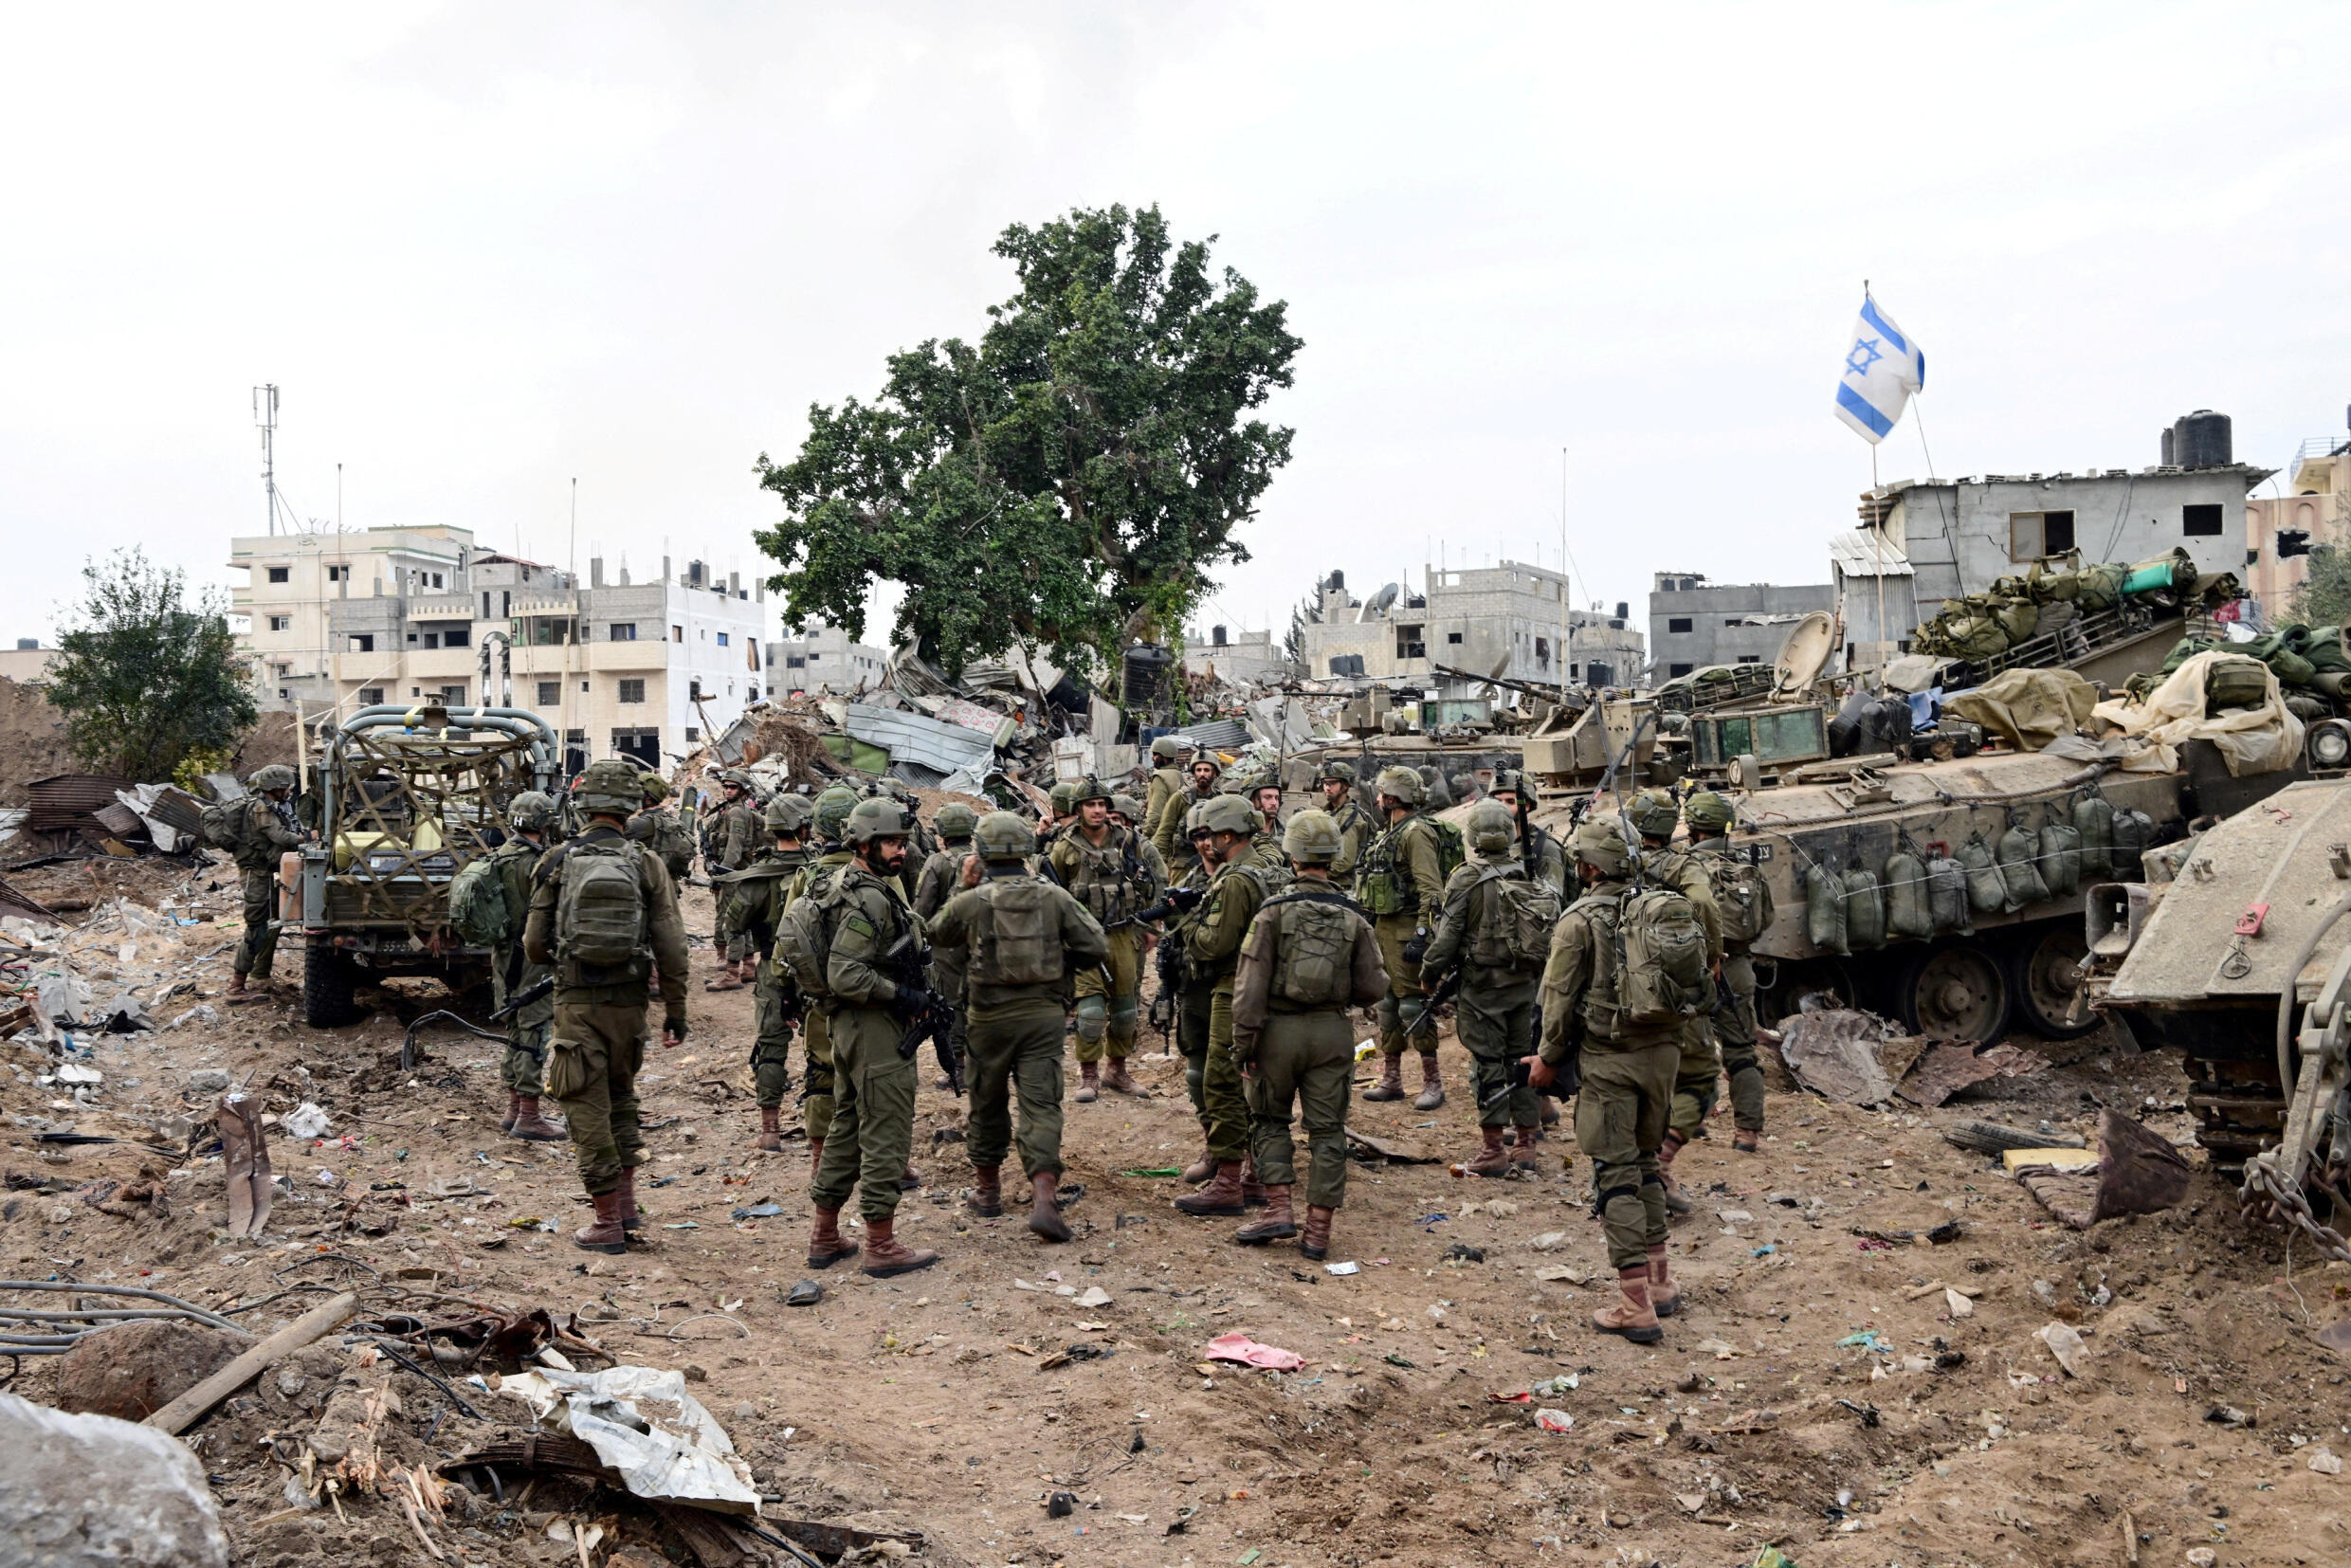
[1465,868,1560,973]
[969,880,1066,987]
[201,796,251,852]
[555,838,649,975]
[774,866,847,996]
[1422,814,1467,886]
[1613,886,1710,1028]
[1702,848,1777,947]
[447,849,517,947]
[1259,889,1362,1007]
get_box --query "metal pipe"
[0,1281,248,1333]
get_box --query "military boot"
[1733,1128,1761,1154]
[573,1191,627,1255]
[1647,1243,1679,1318]
[1180,1142,1217,1184]
[500,1092,520,1135]
[1101,1057,1138,1096]
[1240,1156,1267,1209]
[1362,1053,1406,1102]
[967,1165,1003,1218]
[226,971,261,1007]
[1299,1205,1336,1261]
[1412,1052,1446,1110]
[1510,1123,1541,1172]
[1595,1266,1664,1342]
[754,1107,783,1153]
[1464,1125,1512,1178]
[898,1162,922,1192]
[1074,1061,1101,1103]
[1175,1161,1246,1216]
[806,1206,859,1269]
[511,1097,566,1142]
[1028,1172,1072,1244]
[1657,1130,1695,1215]
[1539,1096,1560,1128]
[703,961,745,993]
[1234,1184,1297,1245]
[859,1216,939,1277]
[617,1166,642,1234]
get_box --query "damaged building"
[1297,562,1647,690]
[1647,572,1836,680]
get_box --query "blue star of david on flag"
[1833,296,1924,445]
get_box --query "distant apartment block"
[765,618,891,695]
[1299,562,1647,691]
[1647,574,1835,680]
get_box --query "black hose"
[0,1281,246,1334]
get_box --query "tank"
[2171,409,2233,469]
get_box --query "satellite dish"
[1773,611,1837,700]
[1358,583,1400,622]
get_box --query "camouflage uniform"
[720,823,812,1116]
[1422,853,1549,1140]
[230,775,304,988]
[712,779,761,967]
[1638,836,1724,1145]
[1176,796,1287,1212]
[484,830,556,1100]
[1048,797,1156,1080]
[790,835,857,1147]
[627,798,697,883]
[1352,786,1450,1085]
[809,858,926,1225]
[1690,830,1765,1139]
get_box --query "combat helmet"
[1374,765,1426,808]
[975,811,1036,861]
[1149,735,1191,762]
[639,773,671,803]
[765,793,814,835]
[1070,776,1113,806]
[509,791,560,832]
[1048,781,1078,818]
[1110,793,1143,824]
[248,764,297,793]
[844,797,911,846]
[1282,809,1342,866]
[1196,793,1258,837]
[1467,798,1516,858]
[720,769,752,793]
[933,802,979,842]
[575,758,644,817]
[1627,789,1682,841]
[1572,817,1634,876]
[811,785,859,844]
[1316,759,1357,786]
[1684,791,1735,833]
[1489,768,1526,799]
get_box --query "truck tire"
[2007,922,2101,1040]
[303,935,363,1029]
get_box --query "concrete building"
[1299,562,1647,692]
[0,640,58,684]
[228,525,766,773]
[1185,624,1288,685]
[1648,573,1835,680]
[2246,436,2350,616]
[765,617,891,695]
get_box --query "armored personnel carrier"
[284,703,560,1026]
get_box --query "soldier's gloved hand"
[1165,886,1204,914]
[663,1008,688,1047]
[1402,928,1431,965]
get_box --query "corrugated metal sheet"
[1167,720,1250,752]
[25,774,137,832]
[844,703,995,775]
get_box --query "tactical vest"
[964,878,1068,988]
[1061,826,1143,925]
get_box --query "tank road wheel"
[2008,923,2101,1040]
[303,935,363,1029]
[1895,940,2010,1043]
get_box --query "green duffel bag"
[1996,822,2050,912]
[2076,563,2128,612]
[2265,647,2317,687]
[2160,636,2219,675]
[2074,793,2114,880]
[1842,866,1886,950]
[1959,834,2006,915]
[1993,598,2041,644]
[2205,654,2271,714]
[1805,859,1849,956]
[1884,849,1934,940]
[2038,821,2082,898]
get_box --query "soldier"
[1174,793,1287,1218]
[791,786,862,1169]
[706,771,762,990]
[488,791,563,1141]
[1354,766,1452,1108]
[628,775,698,882]
[806,798,939,1278]
[1422,799,1559,1176]
[1685,790,1767,1154]
[721,793,815,1152]
[225,764,306,1005]
[1161,806,1221,1183]
[1040,781,1078,848]
[1230,810,1388,1258]
[872,778,938,900]
[930,811,1107,1241]
[1489,770,1568,897]
[1153,751,1223,867]
[1628,789,1723,1214]
[522,759,689,1254]
[1248,776,1286,839]
[1524,818,1678,1342]
[1316,761,1376,881]
[1048,778,1155,1103]
[915,803,980,1092]
[1449,772,1482,808]
[1141,735,1193,847]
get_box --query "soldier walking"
[719,794,814,1152]
[706,770,762,990]
[224,764,307,1005]
[1684,791,1769,1153]
[1229,811,1387,1259]
[487,792,564,1141]
[522,759,689,1255]
[1048,778,1155,1102]
[1422,800,1560,1176]
[929,811,1106,1242]
[1629,790,1723,1213]
[628,775,698,881]
[1174,794,1286,1217]
[806,798,939,1278]
[789,787,862,1169]
[1354,766,1451,1108]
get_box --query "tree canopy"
[2291,543,2351,627]
[753,204,1301,679]
[46,549,258,780]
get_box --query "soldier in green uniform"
[488,791,564,1141]
[1525,817,1678,1341]
[872,778,938,900]
[1248,776,1286,840]
[1153,752,1222,868]
[1049,778,1155,1102]
[1489,770,1568,897]
[628,775,698,882]
[914,802,978,1089]
[930,811,1106,1241]
[1629,790,1723,1214]
[1230,810,1388,1258]
[225,765,307,1005]
[720,793,814,1152]
[1423,800,1559,1176]
[1174,794,1287,1217]
[806,797,938,1278]
[1685,790,1767,1153]
[1316,761,1376,882]
[1161,806,1221,1184]
[707,771,761,990]
[522,759,690,1254]
[1141,736,1192,849]
[1039,781,1078,848]
[1354,766,1451,1108]
[791,786,861,1168]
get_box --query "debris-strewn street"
[6,866,2345,1568]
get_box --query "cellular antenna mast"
[253,384,282,535]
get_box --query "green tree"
[46,549,259,780]
[2291,543,2351,627]
[753,204,1301,679]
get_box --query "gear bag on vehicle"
[447,852,516,947]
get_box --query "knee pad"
[1375,996,1401,1033]
[1108,997,1140,1030]
[1596,1183,1642,1212]
[1073,994,1108,1043]
[1640,1172,1666,1189]
[1397,995,1430,1038]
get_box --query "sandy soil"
[5,862,2349,1568]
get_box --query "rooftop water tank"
[2171,410,2232,469]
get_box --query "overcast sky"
[7,2,2350,655]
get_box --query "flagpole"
[1870,443,1886,679]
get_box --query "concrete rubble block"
[52,1320,246,1423]
[0,1391,230,1568]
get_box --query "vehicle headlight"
[2311,720,2351,771]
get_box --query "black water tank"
[1586,661,1615,687]
[1212,625,1228,647]
[2172,410,2233,469]
[1327,569,1345,591]
[1121,643,1174,707]
[1614,601,1630,620]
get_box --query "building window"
[2183,503,2224,537]
[439,684,466,704]
[1668,662,1694,677]
[1444,631,1462,645]
[2247,547,2260,566]
[807,651,820,661]
[611,623,637,641]
[580,681,589,692]
[265,565,289,583]
[1394,624,1426,660]
[2009,510,2076,560]
[347,634,373,652]
[443,626,468,648]
[717,631,730,647]
[420,632,439,648]
[1668,617,1692,633]
[684,726,700,742]
[618,679,646,704]
[538,681,560,707]
[267,614,290,631]
[671,626,683,642]
[327,565,348,582]
[357,686,383,706]
[1737,654,1761,665]
[786,655,806,669]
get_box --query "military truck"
[283,704,561,1027]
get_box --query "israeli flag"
[1833,295,1925,444]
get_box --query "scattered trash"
[784,1282,822,1307]
[1047,1490,1077,1517]
[1443,1243,1485,1263]
[282,1102,332,1140]
[1835,1330,1891,1355]
[1896,1040,2050,1107]
[2037,1322,2087,1377]
[1777,1009,1914,1104]
[1072,1286,1113,1309]
[1534,1408,1574,1432]
[2002,1146,2098,1173]
[2310,1446,2342,1475]
[1119,1168,1182,1178]
[1203,1334,1303,1372]
[1925,1220,1963,1245]
[2206,1405,2254,1429]
[1944,1288,1974,1319]
[53,1063,101,1086]
[1383,1354,1416,1369]
[1533,1266,1589,1285]
[1834,1397,1881,1428]
[1694,1339,1744,1359]
[1529,1373,1578,1394]
[1751,1545,1799,1568]
[1037,1343,1113,1371]
[2014,1112,2194,1228]
[1528,1231,1568,1251]
[730,1204,784,1220]
[498,1364,758,1512]
[1324,1262,1360,1277]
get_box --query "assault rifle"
[882,928,962,1096]
[489,975,555,1022]
[1135,885,1204,924]
[1482,1003,1580,1108]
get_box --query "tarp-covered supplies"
[1941,667,2100,752]
[2074,561,2129,612]
[2089,649,2306,776]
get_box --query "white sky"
[6,2,2350,653]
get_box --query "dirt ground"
[5,860,2349,1568]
